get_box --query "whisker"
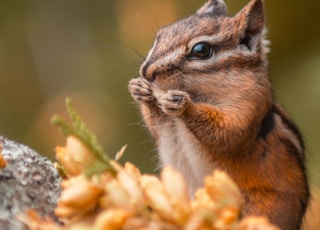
[102,44,146,61]
[145,123,168,129]
[135,13,157,39]
[76,33,145,62]
[126,121,144,127]
[140,0,160,32]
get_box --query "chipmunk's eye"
[188,42,213,60]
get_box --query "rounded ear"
[236,0,265,37]
[197,0,227,16]
[234,0,265,50]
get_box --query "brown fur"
[128,0,309,229]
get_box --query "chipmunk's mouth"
[151,87,166,98]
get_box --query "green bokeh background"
[0,0,319,187]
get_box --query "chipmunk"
[128,0,309,229]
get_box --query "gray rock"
[0,137,61,229]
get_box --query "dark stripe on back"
[280,136,305,170]
[258,107,275,139]
[273,103,305,153]
[257,103,304,160]
[279,136,309,212]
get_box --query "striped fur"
[128,0,309,229]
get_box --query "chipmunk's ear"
[197,0,227,16]
[235,0,265,50]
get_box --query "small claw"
[157,90,190,116]
[128,78,154,103]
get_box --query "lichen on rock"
[0,137,61,229]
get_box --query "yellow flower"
[185,217,218,230]
[161,166,191,224]
[117,169,145,210]
[103,161,145,212]
[188,171,242,229]
[55,136,95,176]
[94,209,128,230]
[205,170,242,228]
[55,175,104,219]
[192,188,216,211]
[214,208,240,229]
[104,178,135,212]
[204,170,242,208]
[124,162,141,179]
[238,217,280,230]
[140,174,174,221]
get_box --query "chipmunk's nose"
[140,60,156,82]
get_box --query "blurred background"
[0,0,319,205]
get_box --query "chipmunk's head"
[140,0,271,113]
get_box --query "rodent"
[128,0,310,229]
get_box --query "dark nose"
[140,60,156,82]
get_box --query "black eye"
[188,42,213,60]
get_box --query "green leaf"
[51,97,116,177]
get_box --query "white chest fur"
[156,118,215,195]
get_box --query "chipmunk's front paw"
[128,78,154,103]
[157,90,191,116]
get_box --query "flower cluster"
[21,99,279,230]
[43,136,277,230]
